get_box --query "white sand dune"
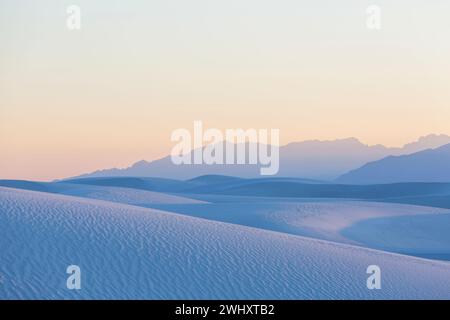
[262,201,450,249]
[52,183,207,205]
[1,187,450,299]
[135,197,450,255]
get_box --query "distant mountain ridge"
[337,143,450,184]
[70,134,450,181]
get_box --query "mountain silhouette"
[71,134,450,181]
[337,143,450,184]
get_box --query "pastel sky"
[1,0,450,180]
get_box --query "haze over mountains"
[337,143,450,184]
[71,134,450,182]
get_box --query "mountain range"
[337,142,450,184]
[70,134,450,182]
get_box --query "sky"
[1,0,450,180]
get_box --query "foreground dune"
[1,187,450,299]
[137,197,450,256]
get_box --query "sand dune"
[135,197,450,256]
[52,183,207,206]
[1,187,450,299]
